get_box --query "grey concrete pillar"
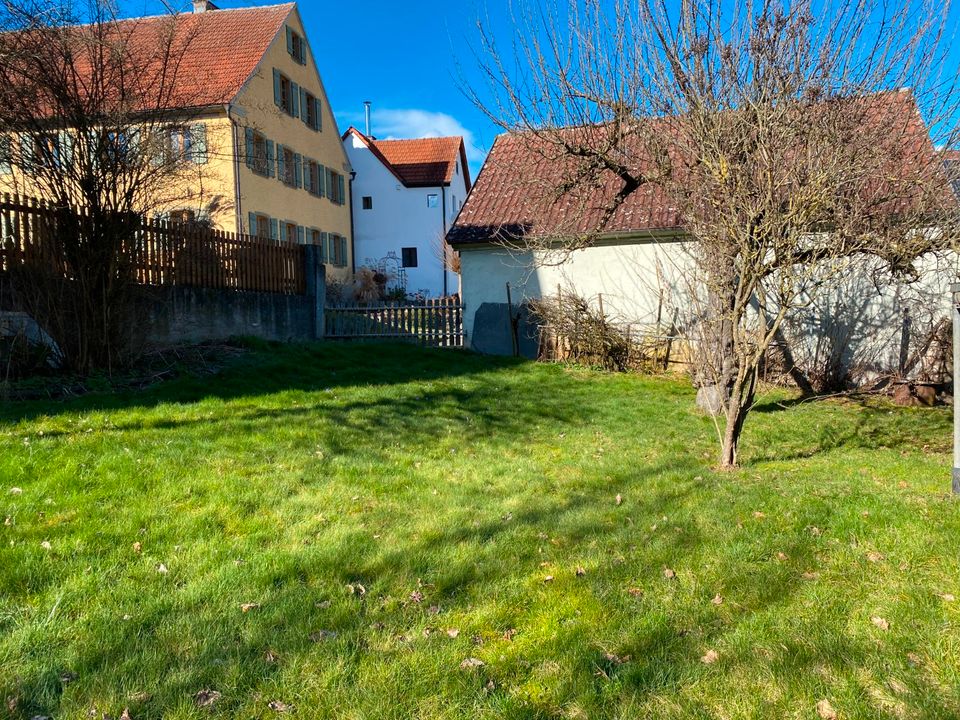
[304,245,326,340]
[953,283,960,494]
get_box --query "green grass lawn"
[1,342,959,719]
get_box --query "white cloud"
[336,107,486,170]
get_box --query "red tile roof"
[2,3,295,112]
[448,91,949,247]
[344,128,471,189]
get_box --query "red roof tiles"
[448,91,950,247]
[2,4,294,112]
[345,128,471,189]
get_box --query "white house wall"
[459,241,955,381]
[345,134,469,297]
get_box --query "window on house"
[306,160,321,196]
[332,235,346,266]
[309,228,322,246]
[402,247,418,268]
[254,213,271,239]
[328,170,343,204]
[304,91,319,130]
[251,132,268,176]
[35,133,61,169]
[166,127,190,161]
[168,209,196,225]
[282,146,296,187]
[287,27,306,64]
[274,71,302,118]
[362,196,373,210]
[284,222,298,244]
[427,194,438,208]
[0,135,11,174]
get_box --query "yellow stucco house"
[1,0,354,279]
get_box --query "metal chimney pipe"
[363,101,372,136]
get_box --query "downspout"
[441,184,447,297]
[349,170,357,274]
[226,103,242,232]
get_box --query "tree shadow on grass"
[0,341,529,427]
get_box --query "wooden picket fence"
[0,195,305,295]
[325,297,464,347]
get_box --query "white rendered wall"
[458,240,955,380]
[344,134,469,297]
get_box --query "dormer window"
[286,27,307,65]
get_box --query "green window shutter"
[320,232,329,262]
[338,174,345,206]
[21,134,34,173]
[244,127,254,168]
[315,98,322,131]
[248,212,257,236]
[0,135,11,174]
[266,140,275,177]
[269,218,279,241]
[293,153,302,189]
[296,225,304,245]
[303,158,312,191]
[286,26,293,55]
[317,164,326,197]
[189,124,207,164]
[58,130,73,166]
[339,236,347,266]
[326,168,333,199]
[290,82,300,117]
[277,144,285,181]
[273,69,282,108]
[299,88,308,124]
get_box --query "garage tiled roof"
[448,90,947,247]
[345,128,471,189]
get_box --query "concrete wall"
[344,132,469,297]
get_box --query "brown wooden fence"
[325,297,464,347]
[0,195,305,295]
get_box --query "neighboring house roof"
[448,90,947,247]
[343,127,472,189]
[0,3,295,112]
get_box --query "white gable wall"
[345,133,469,297]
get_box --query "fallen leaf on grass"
[460,657,484,669]
[575,567,586,577]
[866,551,884,563]
[427,605,441,615]
[700,649,719,664]
[265,650,279,663]
[776,552,788,561]
[9,487,22,495]
[120,709,133,720]
[59,671,77,685]
[346,583,366,597]
[801,571,819,580]
[268,700,293,713]
[240,603,260,613]
[156,563,168,574]
[711,594,723,605]
[615,494,623,506]
[503,628,517,640]
[663,568,676,580]
[604,652,631,665]
[753,511,766,519]
[939,593,956,602]
[409,591,424,603]
[194,689,221,708]
[627,587,644,597]
[871,616,890,631]
[40,541,52,550]
[446,628,460,638]
[315,600,331,609]
[132,542,142,554]
[816,699,837,719]
[906,652,922,666]
[543,575,554,583]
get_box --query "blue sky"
[133,0,509,178]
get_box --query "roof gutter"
[448,227,689,251]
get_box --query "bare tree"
[0,0,223,373]
[469,0,960,467]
